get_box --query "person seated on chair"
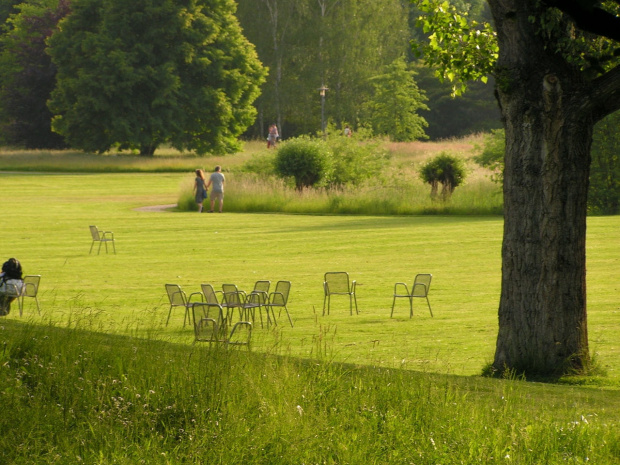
[0,258,23,316]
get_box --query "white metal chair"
[89,225,116,254]
[323,272,358,316]
[391,273,433,318]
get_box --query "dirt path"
[133,204,177,212]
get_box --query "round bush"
[274,136,333,189]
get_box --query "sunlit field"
[1,137,619,464]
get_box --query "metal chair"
[391,273,433,318]
[323,272,358,316]
[165,284,202,327]
[244,280,270,328]
[89,225,116,254]
[264,280,293,327]
[222,283,248,321]
[192,302,252,347]
[18,275,41,316]
[201,283,231,319]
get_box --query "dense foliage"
[588,112,620,215]
[419,152,466,200]
[365,58,429,142]
[274,136,333,189]
[47,0,266,155]
[0,0,69,148]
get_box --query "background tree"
[589,111,620,215]
[416,0,620,377]
[0,0,69,148]
[365,57,429,141]
[419,152,466,200]
[48,0,266,156]
[236,0,409,138]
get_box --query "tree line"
[0,0,501,153]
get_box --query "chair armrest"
[267,292,284,305]
[101,231,114,239]
[250,290,269,303]
[188,292,204,303]
[394,282,409,294]
[323,281,328,295]
[350,280,357,292]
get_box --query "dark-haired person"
[0,258,23,316]
[206,166,225,213]
[194,169,208,213]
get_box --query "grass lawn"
[1,142,620,463]
[1,170,618,382]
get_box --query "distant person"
[194,169,208,213]
[0,258,23,316]
[206,165,225,213]
[344,125,352,137]
[267,124,279,148]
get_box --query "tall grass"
[178,171,503,216]
[2,320,619,464]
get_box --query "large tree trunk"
[489,1,592,376]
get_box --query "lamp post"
[319,84,328,137]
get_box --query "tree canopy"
[47,0,266,156]
[0,0,69,148]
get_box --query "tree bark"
[488,0,597,376]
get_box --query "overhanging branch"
[542,0,620,42]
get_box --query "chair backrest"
[201,283,220,305]
[22,275,40,298]
[192,303,223,342]
[252,280,271,294]
[324,272,351,293]
[89,226,101,240]
[412,273,432,297]
[222,284,244,306]
[165,284,187,305]
[270,280,291,306]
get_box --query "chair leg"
[268,306,275,327]
[89,241,95,254]
[409,297,413,318]
[390,296,397,317]
[98,241,103,255]
[323,294,328,316]
[112,240,116,254]
[353,292,358,315]
[166,305,173,326]
[426,297,433,317]
[282,305,293,327]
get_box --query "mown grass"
[1,139,619,463]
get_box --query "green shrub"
[420,152,466,200]
[473,128,505,185]
[274,136,333,189]
[325,129,389,187]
